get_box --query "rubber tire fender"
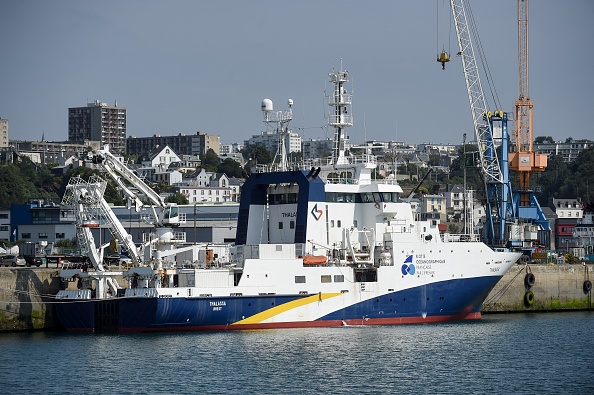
[524,290,535,308]
[584,280,592,295]
[524,272,536,289]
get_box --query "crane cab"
[162,204,180,227]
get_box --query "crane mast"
[445,0,550,249]
[449,0,511,246]
[509,0,547,205]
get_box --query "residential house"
[142,145,181,172]
[550,197,583,254]
[154,170,183,186]
[420,194,447,223]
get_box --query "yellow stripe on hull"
[232,293,343,325]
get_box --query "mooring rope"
[483,264,527,308]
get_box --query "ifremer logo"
[311,204,323,221]
[401,255,415,276]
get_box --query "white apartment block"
[535,140,594,163]
[245,130,302,154]
[0,118,8,148]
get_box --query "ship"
[55,66,522,333]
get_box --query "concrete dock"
[1,264,592,332]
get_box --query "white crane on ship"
[59,146,191,298]
[89,145,180,227]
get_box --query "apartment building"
[127,131,220,156]
[68,100,126,153]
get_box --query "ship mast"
[328,63,353,166]
[261,98,293,171]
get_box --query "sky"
[1,0,593,147]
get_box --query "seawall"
[1,264,593,331]
[0,268,63,331]
[483,263,593,312]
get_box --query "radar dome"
[261,98,273,112]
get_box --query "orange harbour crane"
[509,0,547,206]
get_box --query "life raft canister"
[524,290,535,307]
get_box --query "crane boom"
[90,145,179,227]
[449,0,503,185]
[447,0,517,246]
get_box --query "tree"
[198,149,221,173]
[201,149,220,167]
[164,192,189,205]
[448,223,460,233]
[217,158,243,178]
[55,238,76,249]
[534,136,555,144]
[534,154,570,201]
[0,159,60,209]
[243,144,273,164]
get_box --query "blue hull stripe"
[56,276,501,333]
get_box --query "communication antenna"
[261,98,293,171]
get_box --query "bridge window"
[361,193,373,203]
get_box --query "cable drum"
[583,280,592,295]
[524,272,535,289]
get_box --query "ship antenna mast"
[328,63,353,166]
[261,98,293,171]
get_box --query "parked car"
[24,256,44,267]
[1,255,27,267]
[105,254,133,267]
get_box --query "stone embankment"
[483,263,593,312]
[0,268,62,331]
[0,264,592,331]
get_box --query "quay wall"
[0,264,592,331]
[483,263,593,312]
[0,268,63,331]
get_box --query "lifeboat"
[81,220,99,228]
[302,255,327,265]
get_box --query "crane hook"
[437,51,450,70]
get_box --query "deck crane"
[59,148,192,299]
[89,145,180,227]
[508,0,550,234]
[447,0,514,247]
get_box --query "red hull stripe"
[118,312,482,333]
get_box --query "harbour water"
[1,312,592,394]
